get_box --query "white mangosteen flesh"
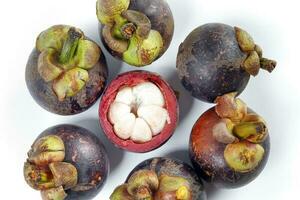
[108,82,170,143]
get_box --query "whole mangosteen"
[96,0,174,67]
[189,93,270,188]
[110,157,207,200]
[23,124,110,200]
[99,70,178,153]
[26,25,108,115]
[177,23,277,103]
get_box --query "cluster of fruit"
[23,0,276,199]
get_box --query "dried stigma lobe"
[108,82,170,143]
[36,25,100,101]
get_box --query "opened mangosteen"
[99,70,178,152]
[26,25,108,115]
[189,93,270,188]
[177,23,277,103]
[96,0,174,67]
[23,124,109,200]
[110,157,206,200]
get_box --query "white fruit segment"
[138,105,170,135]
[132,82,165,107]
[113,113,136,140]
[115,87,135,105]
[108,82,170,143]
[130,118,153,143]
[108,102,131,124]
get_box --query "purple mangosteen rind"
[26,26,108,115]
[189,93,271,189]
[31,124,110,200]
[190,131,270,188]
[176,23,276,103]
[126,157,207,200]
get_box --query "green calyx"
[97,0,163,66]
[123,30,163,66]
[110,184,133,200]
[36,25,101,101]
[96,0,130,24]
[41,186,67,200]
[52,68,89,101]
[24,135,78,200]
[27,135,65,166]
[213,93,268,173]
[110,170,191,200]
[224,141,265,173]
[233,121,268,143]
[215,92,247,123]
[127,170,159,199]
[157,174,192,200]
[234,26,277,76]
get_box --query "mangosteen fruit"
[110,157,207,200]
[177,23,277,103]
[26,25,108,115]
[99,70,178,152]
[96,0,174,67]
[189,93,270,188]
[23,124,110,200]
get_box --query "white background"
[0,0,299,199]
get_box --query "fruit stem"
[59,28,82,64]
[121,23,137,39]
[112,15,130,39]
[260,57,277,73]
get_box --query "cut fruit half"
[99,70,178,153]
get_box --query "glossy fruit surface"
[97,0,174,67]
[99,70,178,153]
[110,157,206,200]
[23,124,109,200]
[26,25,108,115]
[177,23,276,103]
[189,93,270,188]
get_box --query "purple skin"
[36,124,109,200]
[189,108,270,188]
[177,23,250,103]
[127,157,207,200]
[26,43,108,115]
[99,0,174,59]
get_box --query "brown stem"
[59,28,82,64]
[122,10,151,39]
[121,23,137,39]
[260,57,277,73]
